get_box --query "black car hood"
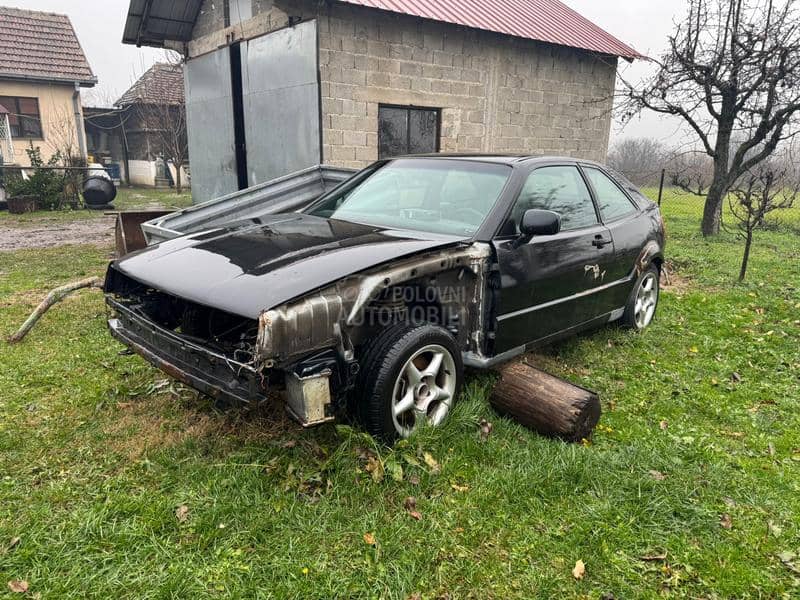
[112,214,463,319]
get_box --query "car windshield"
[306,159,512,237]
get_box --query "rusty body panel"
[256,243,493,368]
[114,211,171,257]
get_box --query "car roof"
[397,153,607,168]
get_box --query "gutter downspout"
[73,83,87,160]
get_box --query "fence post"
[657,169,666,207]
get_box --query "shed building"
[122,0,639,203]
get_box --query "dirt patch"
[661,262,694,294]
[0,216,115,251]
[104,388,298,461]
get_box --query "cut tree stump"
[7,277,103,344]
[490,361,601,442]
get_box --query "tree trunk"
[739,229,753,282]
[702,181,726,236]
[490,361,601,442]
[703,110,735,237]
[175,164,182,195]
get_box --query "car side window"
[584,167,637,221]
[507,166,597,233]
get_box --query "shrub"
[5,146,66,210]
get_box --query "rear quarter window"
[584,167,638,222]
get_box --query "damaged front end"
[104,267,268,405]
[104,242,493,427]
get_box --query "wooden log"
[490,361,601,442]
[7,277,103,344]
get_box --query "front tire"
[357,323,463,442]
[622,264,660,331]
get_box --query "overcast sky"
[7,0,689,146]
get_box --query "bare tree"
[728,154,798,280]
[607,138,667,186]
[126,62,188,194]
[665,150,716,196]
[138,98,188,194]
[620,0,800,236]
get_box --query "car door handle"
[592,235,612,248]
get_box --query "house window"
[378,105,440,159]
[0,97,43,139]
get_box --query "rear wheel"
[357,323,463,441]
[623,265,660,330]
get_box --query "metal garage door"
[184,48,238,203]
[241,20,321,187]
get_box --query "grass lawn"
[0,189,798,598]
[0,187,193,227]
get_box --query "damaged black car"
[105,156,665,440]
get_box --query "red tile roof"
[116,63,185,107]
[0,6,96,86]
[337,0,641,59]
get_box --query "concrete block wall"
[315,2,617,169]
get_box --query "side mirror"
[520,209,561,237]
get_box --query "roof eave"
[0,73,98,87]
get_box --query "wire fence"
[616,167,800,234]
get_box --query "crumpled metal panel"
[184,48,239,204]
[141,165,356,245]
[241,20,322,186]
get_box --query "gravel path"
[0,216,115,251]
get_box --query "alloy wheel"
[390,344,457,438]
[634,272,659,329]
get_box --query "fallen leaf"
[175,505,190,523]
[6,537,20,552]
[365,456,385,483]
[7,581,29,594]
[768,521,783,537]
[720,514,732,529]
[404,496,417,511]
[402,453,421,468]
[408,510,422,521]
[386,459,404,482]
[711,378,719,386]
[689,346,699,354]
[659,420,669,431]
[363,532,376,546]
[450,482,469,493]
[409,475,421,486]
[778,551,800,574]
[572,559,586,580]
[479,419,493,442]
[407,594,423,600]
[423,452,440,474]
[649,470,667,481]
[731,372,742,383]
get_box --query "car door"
[493,165,615,353]
[581,166,647,313]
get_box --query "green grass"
[1,192,799,598]
[0,187,193,227]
